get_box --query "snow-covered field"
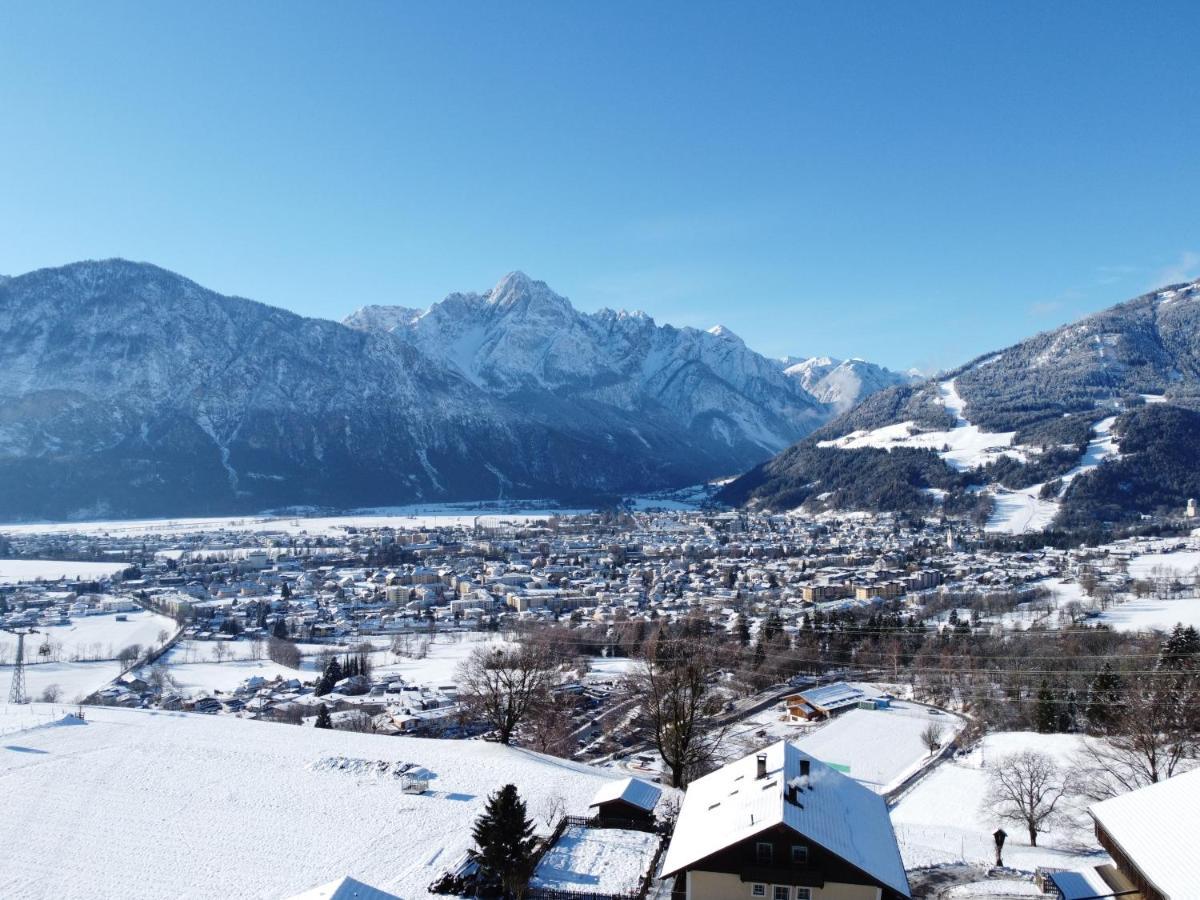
[794,705,964,794]
[153,632,506,696]
[530,825,660,895]
[891,732,1106,873]
[1006,574,1200,633]
[1127,550,1200,580]
[0,704,628,899]
[1,610,176,702]
[1096,595,1200,631]
[0,503,583,539]
[0,559,129,583]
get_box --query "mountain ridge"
[721,278,1200,533]
[0,260,896,520]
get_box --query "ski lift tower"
[3,626,40,704]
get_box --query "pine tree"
[1086,662,1124,734]
[734,615,751,646]
[470,784,538,898]
[272,617,289,640]
[315,656,344,696]
[281,581,291,600]
[1034,679,1057,733]
[314,703,333,729]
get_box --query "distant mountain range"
[0,260,903,520]
[722,279,1200,533]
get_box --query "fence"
[522,816,667,900]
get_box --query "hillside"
[0,261,895,520]
[0,704,621,899]
[722,279,1200,532]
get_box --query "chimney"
[756,754,767,779]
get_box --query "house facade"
[661,742,910,900]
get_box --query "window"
[751,885,766,897]
[773,887,790,900]
[755,842,773,865]
[791,844,809,865]
[795,890,811,900]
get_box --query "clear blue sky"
[2,2,1198,371]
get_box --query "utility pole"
[4,626,40,704]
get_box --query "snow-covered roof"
[588,776,662,813]
[799,681,867,712]
[660,741,909,898]
[286,876,400,900]
[1090,766,1200,898]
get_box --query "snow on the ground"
[891,732,1106,873]
[530,825,660,895]
[986,414,1120,535]
[371,632,507,689]
[1127,550,1200,580]
[0,609,175,662]
[1096,595,1200,632]
[152,632,505,697]
[819,379,1023,472]
[943,880,1041,898]
[793,705,964,794]
[586,656,636,680]
[0,610,176,702]
[0,559,129,583]
[1005,575,1200,633]
[2,660,131,704]
[0,703,627,900]
[985,488,1059,536]
[0,503,583,538]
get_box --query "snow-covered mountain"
[0,261,896,519]
[723,278,1200,530]
[345,272,843,461]
[780,356,914,414]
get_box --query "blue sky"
[2,2,1197,371]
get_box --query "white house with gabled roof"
[661,741,910,900]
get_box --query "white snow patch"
[530,825,660,895]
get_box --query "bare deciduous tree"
[457,641,558,745]
[626,636,727,788]
[1077,671,1200,800]
[920,721,944,757]
[267,636,302,669]
[40,684,62,703]
[985,750,1078,846]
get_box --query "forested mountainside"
[0,261,895,520]
[722,279,1200,532]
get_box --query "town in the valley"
[3,494,1197,899]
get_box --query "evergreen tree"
[1086,662,1124,734]
[315,656,344,696]
[1034,679,1057,733]
[735,615,751,646]
[314,703,333,729]
[272,617,289,640]
[470,784,537,898]
[281,581,291,600]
